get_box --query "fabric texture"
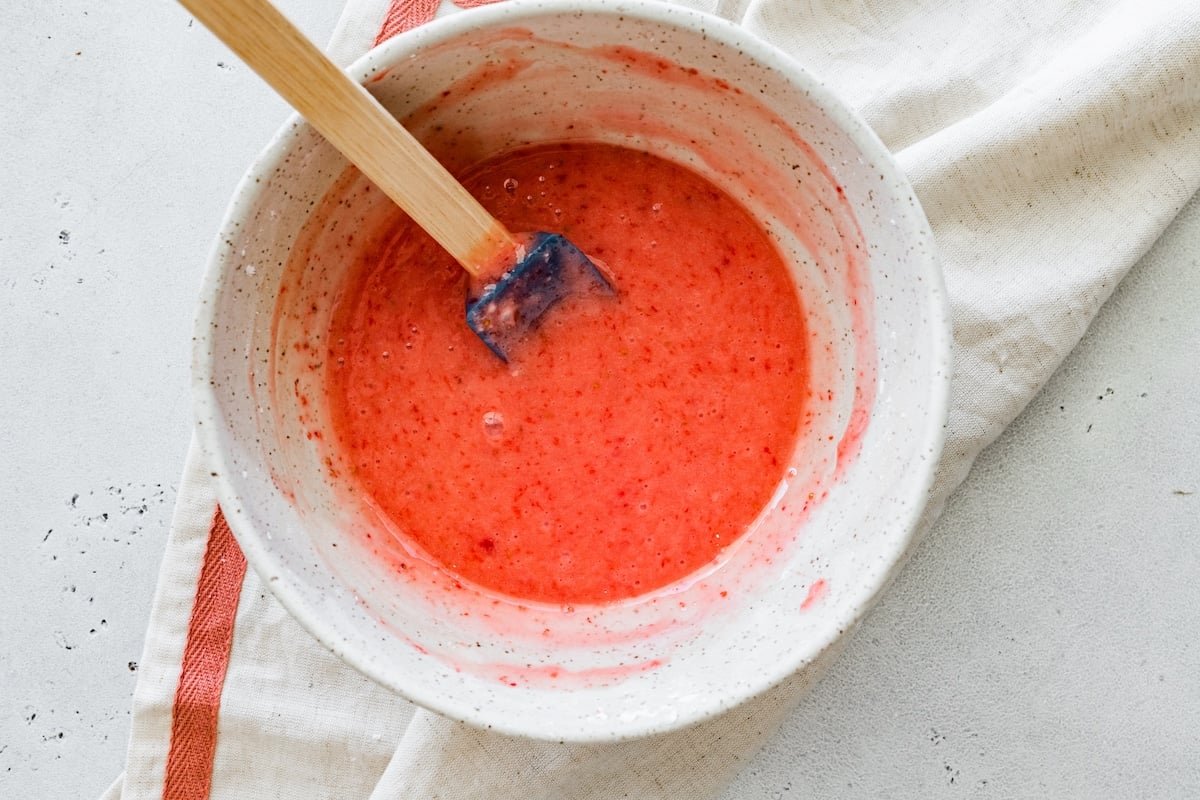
[162,511,246,800]
[106,0,1200,797]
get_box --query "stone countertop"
[3,2,1197,797]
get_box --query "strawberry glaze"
[323,143,809,604]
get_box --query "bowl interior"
[194,0,949,741]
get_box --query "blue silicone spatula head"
[466,232,615,361]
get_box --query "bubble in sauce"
[503,178,518,193]
[482,410,505,439]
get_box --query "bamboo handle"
[178,0,516,276]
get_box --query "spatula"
[178,0,614,361]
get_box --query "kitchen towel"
[102,0,1200,797]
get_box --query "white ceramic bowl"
[193,0,950,741]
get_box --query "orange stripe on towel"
[374,0,510,45]
[162,508,247,800]
[375,0,440,44]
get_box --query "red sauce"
[324,143,809,604]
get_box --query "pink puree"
[325,143,809,604]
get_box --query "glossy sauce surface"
[325,143,809,603]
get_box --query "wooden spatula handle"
[178,0,516,276]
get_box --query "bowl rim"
[192,0,952,741]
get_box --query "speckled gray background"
[2,1,1197,798]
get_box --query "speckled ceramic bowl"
[193,0,950,741]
